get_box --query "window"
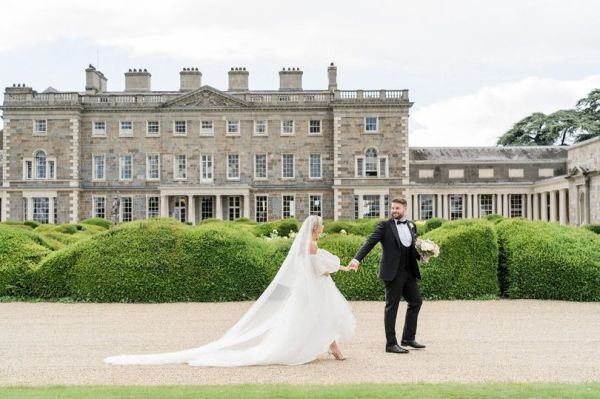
[201,154,213,182]
[227,154,240,180]
[201,197,214,219]
[364,116,378,132]
[254,154,267,180]
[121,197,133,222]
[146,121,160,136]
[22,198,27,221]
[384,195,389,218]
[354,195,359,220]
[420,195,433,220]
[309,194,322,216]
[254,120,267,135]
[120,154,133,180]
[510,194,523,217]
[282,195,295,218]
[365,148,378,177]
[480,194,493,217]
[24,160,32,179]
[92,121,106,136]
[309,153,321,178]
[379,157,387,177]
[356,158,364,177]
[119,121,133,136]
[93,196,106,218]
[201,120,214,135]
[282,154,294,179]
[255,195,268,222]
[147,196,159,218]
[35,150,47,179]
[228,196,241,220]
[309,120,321,134]
[34,119,47,134]
[146,154,160,180]
[281,120,294,135]
[227,120,240,135]
[93,154,105,180]
[362,195,381,218]
[33,197,49,224]
[174,155,187,180]
[174,120,187,135]
[450,194,463,220]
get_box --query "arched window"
[365,148,378,176]
[35,150,47,179]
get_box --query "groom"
[348,197,429,354]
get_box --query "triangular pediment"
[161,85,249,108]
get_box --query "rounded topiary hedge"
[582,224,600,235]
[32,218,274,302]
[497,219,600,301]
[0,225,52,296]
[81,217,113,229]
[419,219,500,299]
[252,218,300,237]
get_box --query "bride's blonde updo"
[311,215,323,233]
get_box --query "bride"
[104,215,356,366]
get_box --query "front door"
[174,196,187,223]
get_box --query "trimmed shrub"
[497,219,600,301]
[32,219,274,302]
[323,218,384,237]
[582,224,600,235]
[318,233,385,300]
[419,219,499,299]
[485,214,504,224]
[80,217,113,229]
[253,218,300,237]
[0,225,52,296]
[23,220,41,229]
[422,217,445,234]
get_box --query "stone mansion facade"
[0,64,598,226]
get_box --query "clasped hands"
[345,255,430,273]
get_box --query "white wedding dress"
[104,215,356,367]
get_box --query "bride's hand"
[338,265,350,272]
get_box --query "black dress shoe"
[401,340,426,349]
[385,344,409,354]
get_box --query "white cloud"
[409,75,600,147]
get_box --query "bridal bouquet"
[415,238,440,258]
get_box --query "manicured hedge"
[32,219,274,302]
[0,225,52,296]
[422,217,445,234]
[419,219,500,299]
[497,219,600,301]
[80,217,113,229]
[252,218,300,237]
[582,224,600,235]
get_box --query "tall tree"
[497,89,600,146]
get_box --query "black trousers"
[383,268,422,346]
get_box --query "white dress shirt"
[352,217,412,265]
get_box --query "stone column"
[215,195,223,219]
[540,192,548,221]
[160,195,169,217]
[527,194,533,220]
[243,194,250,219]
[437,194,443,218]
[533,193,539,220]
[503,194,509,217]
[466,194,471,219]
[188,195,195,225]
[443,194,449,220]
[474,194,479,218]
[27,197,33,221]
[549,190,557,222]
[559,189,568,225]
[49,197,55,224]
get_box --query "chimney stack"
[85,64,107,94]
[125,68,151,92]
[228,67,249,91]
[180,67,202,91]
[327,62,337,91]
[279,67,303,91]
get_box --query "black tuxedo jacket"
[353,218,422,281]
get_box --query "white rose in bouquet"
[415,238,440,258]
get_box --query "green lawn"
[3,384,600,399]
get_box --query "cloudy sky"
[1,0,599,146]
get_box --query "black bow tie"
[396,219,407,225]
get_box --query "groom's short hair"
[391,197,407,206]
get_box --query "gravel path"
[1,300,600,386]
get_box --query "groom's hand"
[348,259,360,272]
